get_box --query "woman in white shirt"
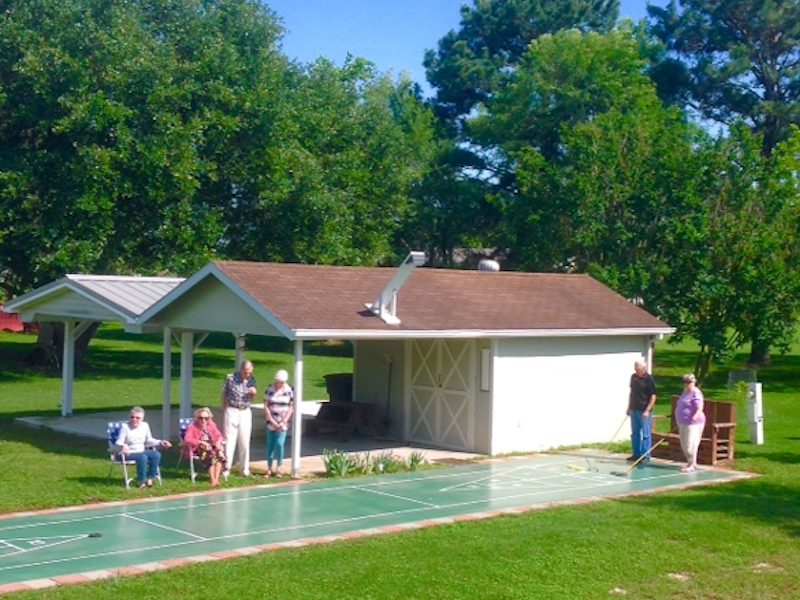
[115,406,172,488]
[263,370,294,478]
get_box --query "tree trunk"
[747,339,771,368]
[24,322,100,370]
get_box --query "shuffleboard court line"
[351,485,440,508]
[0,541,24,553]
[0,454,754,594]
[0,535,92,559]
[0,501,453,575]
[121,514,208,541]
[0,462,579,535]
[1,468,711,575]
[438,468,601,493]
[0,464,710,540]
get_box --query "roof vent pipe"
[478,258,500,272]
[366,251,426,325]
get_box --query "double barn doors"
[408,339,475,451]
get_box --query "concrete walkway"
[16,406,480,476]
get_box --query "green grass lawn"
[1,328,799,599]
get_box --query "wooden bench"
[650,395,737,466]
[305,401,381,442]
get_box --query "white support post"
[162,327,172,440]
[61,321,76,418]
[747,382,764,445]
[403,340,411,440]
[235,334,246,369]
[291,339,304,478]
[61,320,93,417]
[179,331,194,419]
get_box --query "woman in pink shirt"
[184,407,227,487]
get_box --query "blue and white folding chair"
[107,421,162,489]
[178,417,200,484]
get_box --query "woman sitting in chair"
[183,407,227,487]
[115,406,172,488]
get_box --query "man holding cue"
[627,359,657,463]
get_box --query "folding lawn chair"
[178,417,228,484]
[178,417,200,484]
[107,421,162,489]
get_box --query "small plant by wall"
[322,448,428,477]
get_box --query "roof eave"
[4,282,138,323]
[136,263,294,339]
[291,327,676,341]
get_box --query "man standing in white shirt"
[221,360,257,477]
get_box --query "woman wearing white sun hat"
[675,374,705,472]
[263,369,294,478]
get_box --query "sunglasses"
[198,416,210,420]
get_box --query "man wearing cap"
[627,359,657,463]
[263,369,294,478]
[221,360,257,477]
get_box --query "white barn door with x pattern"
[408,339,475,451]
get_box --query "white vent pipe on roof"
[366,251,426,325]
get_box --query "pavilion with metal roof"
[3,275,184,435]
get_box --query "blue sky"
[265,1,669,95]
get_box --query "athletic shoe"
[222,469,230,479]
[626,455,637,462]
[680,465,697,473]
[242,470,251,477]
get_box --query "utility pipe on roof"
[366,251,426,325]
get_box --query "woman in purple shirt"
[675,374,705,472]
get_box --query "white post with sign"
[747,382,764,445]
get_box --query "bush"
[322,448,428,477]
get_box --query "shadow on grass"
[0,421,108,459]
[735,443,800,464]
[656,344,800,396]
[0,341,62,382]
[0,331,353,385]
[70,472,183,487]
[626,476,800,538]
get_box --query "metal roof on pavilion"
[4,274,184,329]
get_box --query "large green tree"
[648,0,800,364]
[1,0,438,366]
[649,0,800,156]
[416,0,622,266]
[658,128,800,379]
[223,58,437,266]
[471,27,674,270]
[0,0,287,295]
[424,0,620,123]
[471,26,800,377]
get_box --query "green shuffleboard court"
[0,454,751,591]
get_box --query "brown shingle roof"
[213,261,671,336]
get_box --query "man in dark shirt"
[628,360,657,462]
